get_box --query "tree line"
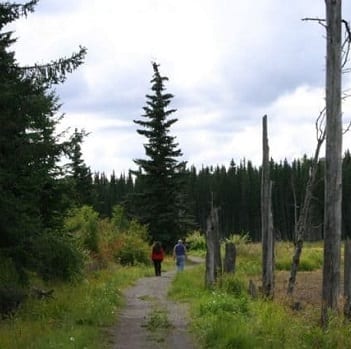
[90,151,351,243]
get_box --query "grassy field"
[1,240,350,348]
[169,240,351,349]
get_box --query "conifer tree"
[0,1,87,283]
[131,62,193,248]
[66,128,93,207]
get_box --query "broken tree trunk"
[261,114,274,298]
[322,0,342,327]
[205,203,222,288]
[223,242,236,273]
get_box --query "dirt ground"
[109,258,201,349]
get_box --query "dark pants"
[153,260,162,276]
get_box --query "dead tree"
[322,0,342,327]
[223,242,236,273]
[205,197,222,288]
[261,114,274,298]
[287,110,326,295]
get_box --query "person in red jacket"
[151,241,164,276]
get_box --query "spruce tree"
[0,1,87,283]
[132,62,192,248]
[66,128,93,207]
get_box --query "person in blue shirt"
[173,239,187,271]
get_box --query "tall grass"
[0,264,152,349]
[169,241,351,349]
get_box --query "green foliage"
[226,232,251,245]
[219,274,247,296]
[65,205,100,253]
[186,230,206,252]
[276,245,323,271]
[111,218,150,266]
[113,232,150,266]
[131,62,194,248]
[0,255,26,317]
[32,232,84,281]
[0,1,87,285]
[0,264,150,349]
[169,243,351,349]
[111,204,129,232]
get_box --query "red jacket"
[151,248,164,261]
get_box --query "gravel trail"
[110,259,201,349]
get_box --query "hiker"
[173,239,187,271]
[151,241,164,276]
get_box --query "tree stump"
[223,242,236,273]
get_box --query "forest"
[91,151,351,242]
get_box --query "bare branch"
[342,19,351,42]
[302,17,327,28]
[343,120,351,135]
[315,107,326,141]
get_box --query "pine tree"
[66,128,93,207]
[131,62,193,248]
[0,1,87,283]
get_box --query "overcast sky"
[8,0,351,175]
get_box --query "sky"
[7,0,351,176]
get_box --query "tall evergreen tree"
[131,62,193,248]
[66,128,93,207]
[0,1,87,282]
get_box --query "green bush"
[186,230,206,251]
[65,206,100,253]
[112,219,150,266]
[33,233,84,281]
[0,255,26,317]
[111,205,129,233]
[113,233,149,266]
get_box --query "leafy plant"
[64,205,100,253]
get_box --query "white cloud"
[6,0,351,175]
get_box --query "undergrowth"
[169,240,351,349]
[0,264,152,349]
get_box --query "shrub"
[64,206,99,253]
[0,255,26,317]
[113,233,149,266]
[186,230,206,251]
[111,219,150,266]
[111,205,129,233]
[33,233,84,281]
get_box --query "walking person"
[151,241,164,276]
[173,239,187,271]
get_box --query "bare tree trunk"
[322,0,342,327]
[205,202,221,288]
[344,239,351,318]
[223,242,236,273]
[261,115,274,298]
[287,127,325,295]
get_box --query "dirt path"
[110,258,201,349]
